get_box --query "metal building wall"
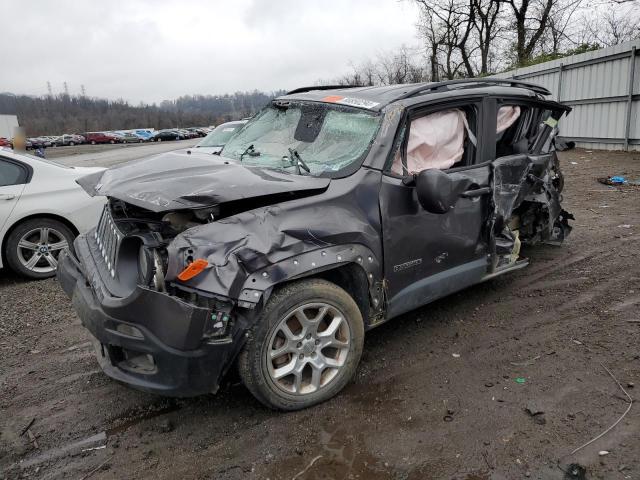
[494,39,640,151]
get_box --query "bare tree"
[471,0,503,74]
[414,0,504,77]
[588,8,640,46]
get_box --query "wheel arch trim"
[238,243,385,322]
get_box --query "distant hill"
[0,90,285,136]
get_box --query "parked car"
[84,132,120,145]
[185,127,207,137]
[0,137,11,147]
[58,79,573,410]
[55,134,85,146]
[133,129,155,141]
[115,131,144,143]
[0,148,105,279]
[28,137,52,149]
[176,129,195,139]
[194,120,247,154]
[150,129,182,142]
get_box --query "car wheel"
[69,141,75,146]
[157,137,162,142]
[175,137,180,141]
[90,140,96,145]
[238,278,364,410]
[139,139,143,143]
[109,139,115,144]
[5,218,75,280]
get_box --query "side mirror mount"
[415,169,460,214]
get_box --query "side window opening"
[389,106,477,175]
[0,159,27,187]
[496,104,559,157]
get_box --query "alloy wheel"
[16,227,69,274]
[265,302,351,395]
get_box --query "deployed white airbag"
[496,105,521,133]
[392,109,467,174]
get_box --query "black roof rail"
[397,78,551,99]
[285,84,363,95]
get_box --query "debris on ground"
[564,463,587,479]
[510,355,541,366]
[597,175,640,186]
[156,419,174,433]
[525,402,546,425]
[19,418,36,437]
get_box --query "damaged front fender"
[164,168,385,316]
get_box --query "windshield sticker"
[322,95,380,109]
[544,117,558,128]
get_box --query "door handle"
[460,187,491,198]
[0,194,16,200]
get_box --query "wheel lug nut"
[315,339,320,345]
[306,334,311,339]
[299,353,304,359]
[296,342,302,348]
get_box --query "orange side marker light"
[177,258,209,281]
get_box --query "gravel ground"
[0,148,639,480]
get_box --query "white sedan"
[0,148,105,279]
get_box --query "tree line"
[334,0,639,85]
[0,90,284,136]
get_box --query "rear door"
[0,157,30,231]
[486,97,572,272]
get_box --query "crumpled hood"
[76,150,331,212]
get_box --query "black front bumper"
[57,236,241,397]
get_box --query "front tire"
[238,279,364,410]
[5,218,75,279]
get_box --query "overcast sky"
[1,0,421,104]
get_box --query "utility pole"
[46,81,52,96]
[63,82,69,96]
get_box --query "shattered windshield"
[197,123,244,147]
[220,102,381,176]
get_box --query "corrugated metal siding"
[494,39,640,150]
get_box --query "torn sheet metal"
[164,168,385,313]
[76,150,330,212]
[490,151,573,269]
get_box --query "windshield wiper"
[239,144,260,162]
[287,148,311,175]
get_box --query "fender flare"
[236,243,385,316]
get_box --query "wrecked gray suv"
[58,79,572,410]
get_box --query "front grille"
[94,206,123,278]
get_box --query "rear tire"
[238,279,364,410]
[5,218,75,280]
[90,140,96,145]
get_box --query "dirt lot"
[43,139,199,168]
[1,149,639,480]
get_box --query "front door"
[379,99,492,319]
